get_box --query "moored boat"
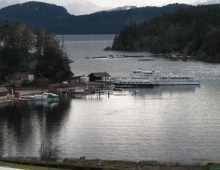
[113,74,155,88]
[22,93,59,100]
[113,70,200,86]
[107,54,125,59]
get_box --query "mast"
[105,70,106,85]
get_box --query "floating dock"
[84,55,145,59]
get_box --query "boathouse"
[88,72,111,82]
[69,75,89,84]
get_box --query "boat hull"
[22,93,59,100]
[155,81,200,85]
[113,83,155,88]
[114,70,200,87]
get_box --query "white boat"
[23,93,59,100]
[108,54,125,59]
[113,70,200,86]
[113,72,156,88]
[108,54,115,59]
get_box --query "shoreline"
[0,88,42,103]
[0,157,200,170]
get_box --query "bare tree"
[38,141,61,161]
[0,149,3,158]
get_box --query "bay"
[1,35,220,165]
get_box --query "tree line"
[0,21,73,84]
[111,5,220,63]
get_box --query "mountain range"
[0,2,194,34]
[0,0,220,15]
[0,0,108,15]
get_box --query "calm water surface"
[1,35,220,165]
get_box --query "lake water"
[1,35,220,165]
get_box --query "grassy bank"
[0,158,200,170]
[0,161,65,170]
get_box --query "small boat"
[108,54,115,59]
[108,54,125,59]
[115,54,125,58]
[22,93,59,100]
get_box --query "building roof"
[70,75,85,79]
[88,72,111,77]
[72,75,85,78]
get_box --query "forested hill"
[0,2,74,33]
[0,2,190,34]
[111,5,220,63]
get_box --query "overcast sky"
[15,0,209,7]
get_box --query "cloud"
[87,0,148,7]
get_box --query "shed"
[88,72,111,82]
[5,72,35,83]
[69,75,85,84]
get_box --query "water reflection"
[113,85,199,98]
[0,97,71,157]
[27,100,59,108]
[0,84,213,164]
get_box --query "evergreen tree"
[35,29,73,81]
[0,22,73,82]
[111,5,220,63]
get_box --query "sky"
[15,0,208,7]
[0,0,219,15]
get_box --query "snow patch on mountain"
[63,1,108,15]
[107,6,137,12]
